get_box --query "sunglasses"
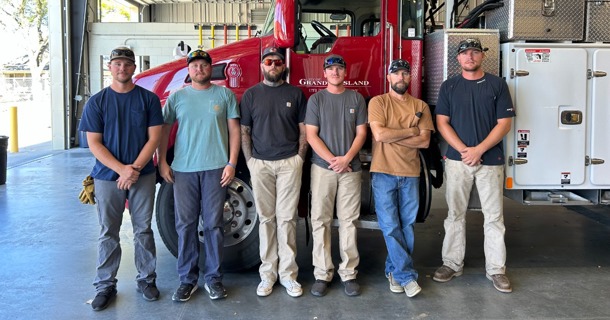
[324,57,346,68]
[458,39,484,53]
[262,59,284,67]
[111,49,135,59]
[188,50,210,59]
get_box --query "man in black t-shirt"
[433,38,515,293]
[240,47,308,298]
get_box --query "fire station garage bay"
[1,0,610,319]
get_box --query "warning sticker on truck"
[517,146,527,158]
[561,172,571,185]
[525,49,550,63]
[517,129,530,146]
[517,129,529,158]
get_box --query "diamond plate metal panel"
[424,29,499,106]
[485,0,585,42]
[585,1,610,42]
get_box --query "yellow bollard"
[198,23,203,49]
[9,106,18,153]
[211,24,215,48]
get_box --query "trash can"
[0,135,8,185]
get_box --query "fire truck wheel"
[155,177,260,272]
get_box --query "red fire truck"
[134,0,436,272]
[133,0,610,272]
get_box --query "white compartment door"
[590,48,610,186]
[511,46,588,186]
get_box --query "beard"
[461,62,482,72]
[115,75,132,84]
[263,69,283,83]
[192,73,212,85]
[391,81,409,94]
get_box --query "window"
[99,0,139,23]
[300,12,352,54]
[401,0,424,39]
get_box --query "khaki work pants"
[248,155,303,282]
[310,164,361,282]
[442,159,507,275]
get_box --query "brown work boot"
[486,273,512,293]
[432,265,463,283]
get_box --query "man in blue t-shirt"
[79,46,164,311]
[157,49,240,302]
[433,38,515,293]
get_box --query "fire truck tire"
[155,177,260,273]
[416,151,432,223]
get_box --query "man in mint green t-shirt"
[157,49,240,302]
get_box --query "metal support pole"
[235,25,239,41]
[9,106,18,153]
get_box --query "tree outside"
[0,0,49,102]
[0,0,50,149]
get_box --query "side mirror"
[274,0,296,48]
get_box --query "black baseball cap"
[388,59,411,73]
[186,49,212,66]
[261,47,285,61]
[323,54,346,69]
[457,38,488,54]
[110,46,135,63]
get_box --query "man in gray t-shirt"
[305,54,367,297]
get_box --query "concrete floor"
[1,146,610,320]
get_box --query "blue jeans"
[372,172,419,285]
[93,173,157,292]
[173,169,226,286]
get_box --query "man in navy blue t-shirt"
[79,46,164,310]
[433,38,515,293]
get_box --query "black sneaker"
[172,283,198,302]
[91,287,117,311]
[342,279,361,296]
[310,279,329,297]
[137,280,160,301]
[204,282,228,300]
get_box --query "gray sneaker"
[486,273,512,293]
[342,279,361,296]
[310,279,329,297]
[404,280,422,298]
[137,280,160,301]
[433,265,463,282]
[91,287,117,311]
[386,273,404,293]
